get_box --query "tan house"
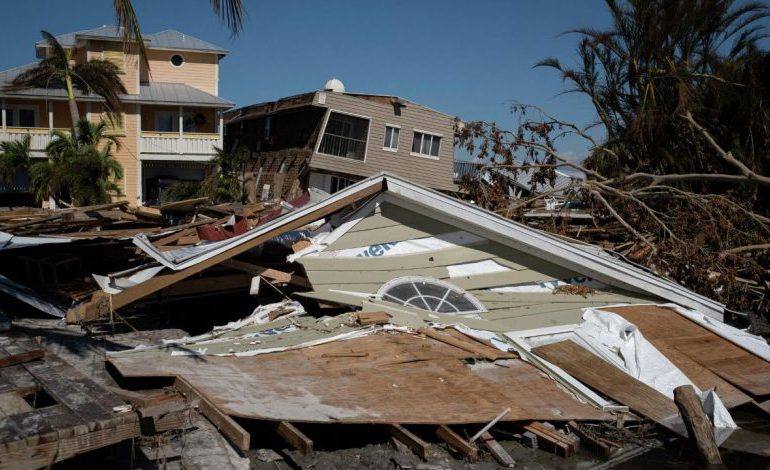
[0,26,233,206]
[225,79,456,201]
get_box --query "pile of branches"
[456,108,770,324]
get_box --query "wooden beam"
[522,422,577,457]
[275,421,313,455]
[673,385,722,467]
[223,259,293,284]
[356,312,391,326]
[387,424,430,461]
[478,431,515,468]
[419,328,500,361]
[0,349,44,368]
[568,420,611,456]
[436,425,478,462]
[105,181,383,310]
[174,376,250,452]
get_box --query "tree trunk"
[673,385,723,467]
[64,72,80,137]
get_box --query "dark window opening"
[318,112,369,161]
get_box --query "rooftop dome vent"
[323,78,345,93]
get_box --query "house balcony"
[140,132,222,161]
[0,127,61,158]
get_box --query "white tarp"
[0,274,65,317]
[93,264,167,294]
[574,307,736,430]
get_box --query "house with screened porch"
[0,26,233,206]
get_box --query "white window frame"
[382,124,400,152]
[5,104,39,128]
[170,53,186,68]
[410,129,442,160]
[314,109,372,164]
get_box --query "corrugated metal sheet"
[453,160,577,194]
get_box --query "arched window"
[377,277,486,314]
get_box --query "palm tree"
[536,0,769,177]
[199,145,249,203]
[3,31,127,136]
[113,0,246,67]
[0,136,32,185]
[30,119,123,206]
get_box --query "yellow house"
[0,26,233,206]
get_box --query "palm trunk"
[64,72,80,137]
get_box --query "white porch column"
[1,99,6,130]
[48,102,53,131]
[136,105,143,206]
[86,102,92,122]
[178,106,183,154]
[218,111,224,141]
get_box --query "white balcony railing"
[0,128,57,157]
[141,132,222,158]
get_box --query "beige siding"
[84,41,140,94]
[309,92,455,191]
[141,50,218,95]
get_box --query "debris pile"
[1,173,770,468]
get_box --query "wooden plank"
[608,305,770,398]
[0,393,32,416]
[523,422,577,457]
[223,259,309,287]
[96,180,383,313]
[419,328,501,361]
[0,350,44,369]
[436,425,478,462]
[174,376,250,452]
[356,311,391,326]
[387,424,430,461]
[673,385,722,466]
[275,421,313,455]
[478,431,515,467]
[532,340,680,425]
[568,420,611,456]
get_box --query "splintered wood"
[109,331,609,425]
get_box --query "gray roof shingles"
[36,26,227,54]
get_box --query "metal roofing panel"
[35,26,227,54]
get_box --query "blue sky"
[2,1,762,163]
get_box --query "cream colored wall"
[141,50,218,95]
[86,41,139,95]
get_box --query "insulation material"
[486,276,608,293]
[314,231,485,259]
[446,260,511,278]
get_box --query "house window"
[411,131,441,158]
[383,125,400,151]
[156,111,175,132]
[318,112,369,161]
[170,54,185,67]
[330,175,354,194]
[377,277,486,314]
[5,106,38,128]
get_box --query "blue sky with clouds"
[2,1,766,163]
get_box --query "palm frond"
[113,0,150,70]
[71,60,127,119]
[210,0,246,36]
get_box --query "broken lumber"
[479,431,515,468]
[419,328,500,361]
[223,259,309,287]
[275,421,313,455]
[173,376,250,452]
[356,311,391,326]
[0,349,44,368]
[673,385,722,467]
[522,422,578,457]
[436,425,478,462]
[568,420,611,456]
[387,424,430,461]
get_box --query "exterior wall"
[309,92,456,191]
[4,98,51,128]
[86,40,140,95]
[141,50,218,95]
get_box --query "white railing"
[141,132,222,156]
[0,128,57,157]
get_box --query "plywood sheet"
[532,340,680,425]
[607,305,770,399]
[109,332,609,424]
